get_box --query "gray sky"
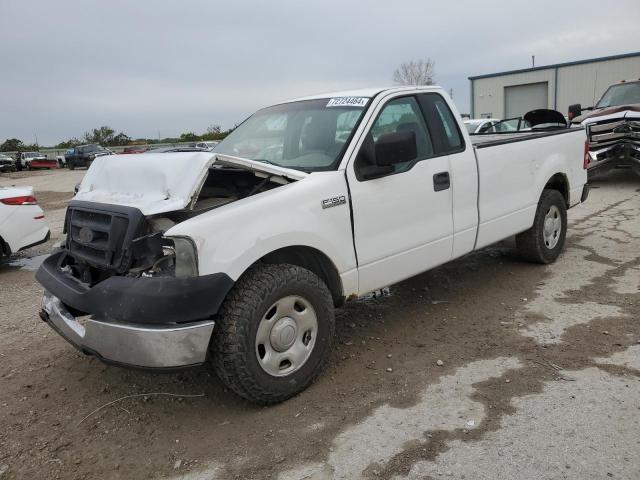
[1,0,639,146]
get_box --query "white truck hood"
[74,152,307,215]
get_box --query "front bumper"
[36,251,234,324]
[588,142,640,172]
[41,291,215,369]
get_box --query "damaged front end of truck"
[583,109,640,176]
[570,80,640,177]
[36,152,303,369]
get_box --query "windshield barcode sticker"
[326,97,368,108]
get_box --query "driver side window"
[355,96,433,179]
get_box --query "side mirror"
[355,130,418,181]
[374,131,417,166]
[568,104,582,121]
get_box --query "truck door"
[346,94,455,294]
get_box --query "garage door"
[504,82,548,118]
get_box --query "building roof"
[468,51,640,81]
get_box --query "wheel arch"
[0,234,11,259]
[249,245,344,307]
[542,172,569,207]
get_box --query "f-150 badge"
[322,196,346,209]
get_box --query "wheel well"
[259,246,344,306]
[0,235,10,259]
[544,173,569,206]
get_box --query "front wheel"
[516,189,567,264]
[68,160,75,170]
[211,264,335,404]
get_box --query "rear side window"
[418,93,465,154]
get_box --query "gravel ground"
[0,168,638,480]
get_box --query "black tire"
[516,189,567,264]
[68,160,75,170]
[211,263,335,404]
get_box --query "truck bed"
[471,128,583,148]
[471,127,586,251]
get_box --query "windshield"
[215,97,369,171]
[596,82,640,108]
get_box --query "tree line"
[0,124,235,152]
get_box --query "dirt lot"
[0,168,639,480]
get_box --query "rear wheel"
[211,264,335,404]
[516,189,567,264]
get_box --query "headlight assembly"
[171,237,199,278]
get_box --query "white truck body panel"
[473,130,586,249]
[0,186,49,253]
[166,170,359,296]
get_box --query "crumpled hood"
[74,152,307,215]
[576,104,640,125]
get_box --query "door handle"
[433,172,450,192]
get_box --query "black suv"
[65,144,111,170]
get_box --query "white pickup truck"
[37,86,588,404]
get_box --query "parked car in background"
[64,144,112,170]
[195,140,219,151]
[0,186,49,260]
[19,152,57,170]
[464,118,501,134]
[37,86,588,404]
[121,146,148,154]
[56,149,74,168]
[481,109,571,134]
[0,154,16,173]
[569,80,640,177]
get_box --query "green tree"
[111,132,132,146]
[179,132,200,142]
[55,137,81,149]
[0,138,24,152]
[83,126,115,145]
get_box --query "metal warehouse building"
[469,51,640,119]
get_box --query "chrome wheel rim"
[255,295,318,377]
[543,205,562,249]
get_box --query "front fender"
[166,171,357,290]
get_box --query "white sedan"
[464,118,501,134]
[0,186,50,259]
